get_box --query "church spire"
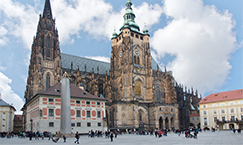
[43,0,53,19]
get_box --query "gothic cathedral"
[23,0,201,130]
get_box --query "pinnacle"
[43,0,53,19]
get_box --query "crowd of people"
[1,127,241,143]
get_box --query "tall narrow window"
[47,35,50,48]
[46,49,50,58]
[139,111,142,122]
[46,73,50,89]
[137,57,140,64]
[47,21,50,29]
[134,56,136,64]
[135,81,141,95]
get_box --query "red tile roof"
[199,89,243,104]
[39,83,107,101]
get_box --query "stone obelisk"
[60,72,72,137]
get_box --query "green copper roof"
[119,0,140,33]
[143,25,149,34]
[112,29,118,39]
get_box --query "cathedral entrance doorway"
[165,117,169,129]
[159,117,163,129]
[171,117,174,129]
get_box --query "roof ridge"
[215,89,243,94]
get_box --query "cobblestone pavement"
[0,131,242,145]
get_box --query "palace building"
[199,89,243,130]
[22,0,201,131]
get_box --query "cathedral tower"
[24,0,61,102]
[110,0,153,103]
[109,0,154,128]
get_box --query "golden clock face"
[119,51,122,57]
[134,49,139,56]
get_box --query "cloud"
[0,72,24,114]
[0,26,8,46]
[51,0,163,43]
[0,61,6,71]
[151,0,237,94]
[0,0,39,49]
[0,0,163,46]
[85,56,110,63]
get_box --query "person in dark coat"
[63,135,66,142]
[74,131,80,144]
[29,131,33,141]
[110,132,114,142]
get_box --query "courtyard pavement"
[0,131,242,145]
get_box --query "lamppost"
[30,119,33,131]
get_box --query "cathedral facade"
[23,0,201,131]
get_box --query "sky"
[0,0,242,114]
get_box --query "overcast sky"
[0,0,242,114]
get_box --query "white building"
[0,96,16,132]
[25,83,107,133]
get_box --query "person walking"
[110,132,114,142]
[29,131,33,141]
[74,131,80,144]
[63,135,66,142]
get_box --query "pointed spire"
[43,0,53,19]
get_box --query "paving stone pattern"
[0,131,242,145]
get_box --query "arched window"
[134,56,136,64]
[135,81,141,95]
[137,57,140,64]
[46,73,50,90]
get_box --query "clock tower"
[109,0,153,128]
